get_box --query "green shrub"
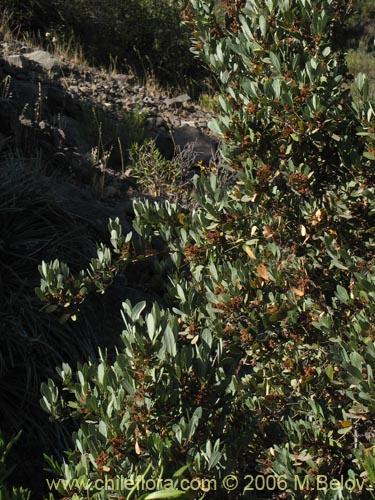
[348,0,375,50]
[345,1,375,98]
[37,1,375,499]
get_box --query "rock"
[145,128,174,160]
[180,120,197,127]
[46,85,65,108]
[114,73,135,85]
[39,120,65,147]
[14,72,29,81]
[102,185,120,199]
[57,115,91,153]
[8,79,41,113]
[18,115,33,128]
[171,125,218,165]
[164,93,191,107]
[0,39,219,186]
[79,85,91,94]
[72,154,95,183]
[23,50,59,73]
[19,46,32,54]
[46,86,82,118]
[47,176,133,236]
[0,98,18,135]
[4,54,24,69]
[155,116,166,128]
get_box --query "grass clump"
[0,151,101,491]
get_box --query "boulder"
[57,115,91,153]
[0,98,18,135]
[23,50,59,73]
[145,124,219,164]
[47,176,133,236]
[164,93,191,108]
[145,127,174,160]
[4,54,24,69]
[171,125,218,165]
[46,86,82,118]
[9,79,42,118]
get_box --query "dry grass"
[0,10,21,45]
[0,8,87,68]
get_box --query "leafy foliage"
[26,1,375,499]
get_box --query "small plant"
[198,93,220,113]
[127,139,193,200]
[0,76,12,99]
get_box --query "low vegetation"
[0,0,207,89]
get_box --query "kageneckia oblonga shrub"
[38,1,375,499]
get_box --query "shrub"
[347,0,375,50]
[38,1,375,499]
[345,1,375,98]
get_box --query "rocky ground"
[0,40,219,177]
[0,39,221,347]
[0,40,221,229]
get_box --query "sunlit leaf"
[243,244,256,260]
[258,264,269,281]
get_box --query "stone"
[46,85,65,106]
[171,125,218,165]
[18,115,33,128]
[0,98,18,135]
[47,176,133,236]
[14,73,29,81]
[38,120,65,147]
[164,93,191,107]
[145,128,174,160]
[23,50,59,72]
[180,120,197,127]
[4,54,24,69]
[19,46,31,54]
[102,185,120,199]
[47,86,82,118]
[8,79,41,116]
[114,73,135,84]
[0,39,219,185]
[57,115,91,154]
[155,116,166,128]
